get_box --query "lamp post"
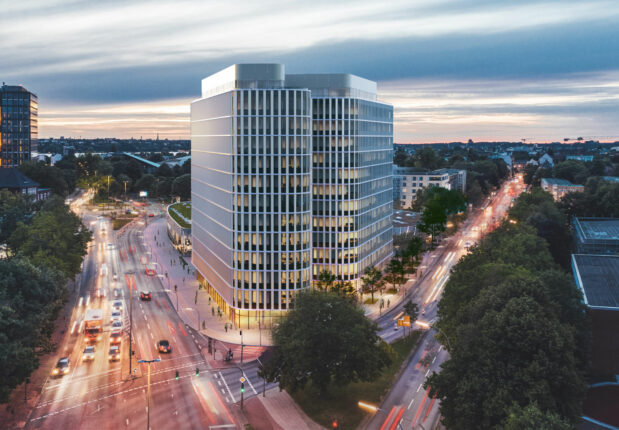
[185,307,201,331]
[415,321,452,351]
[138,358,161,430]
[358,401,404,430]
[165,287,179,311]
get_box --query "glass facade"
[0,85,37,168]
[311,97,393,284]
[192,64,394,322]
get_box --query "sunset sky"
[2,0,619,142]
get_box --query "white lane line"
[147,323,151,330]
[150,332,154,340]
[218,380,222,386]
[143,315,147,321]
[126,418,129,426]
[432,356,437,364]
[417,383,423,393]
[438,345,443,352]
[407,398,415,410]
[425,369,430,377]
[244,371,258,395]
[220,388,226,395]
[219,371,236,403]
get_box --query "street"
[367,175,525,430]
[26,197,237,429]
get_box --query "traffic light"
[175,370,179,380]
[195,367,200,377]
[332,419,338,429]
[240,382,245,393]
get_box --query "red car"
[140,291,152,301]
[145,268,156,276]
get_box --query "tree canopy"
[260,291,392,393]
[427,223,587,429]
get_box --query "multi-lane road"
[367,175,525,430]
[26,198,238,429]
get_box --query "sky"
[2,0,619,143]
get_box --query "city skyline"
[2,0,619,142]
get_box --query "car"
[109,345,120,361]
[157,340,172,353]
[110,310,122,322]
[110,330,122,344]
[96,288,105,298]
[107,243,114,249]
[82,346,96,361]
[148,213,154,217]
[112,273,118,281]
[125,209,132,215]
[52,357,70,376]
[112,301,123,312]
[112,320,123,329]
[140,291,152,301]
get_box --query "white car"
[110,310,122,322]
[112,301,123,312]
[82,346,96,361]
[112,320,123,330]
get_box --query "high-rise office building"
[191,65,392,326]
[191,64,312,325]
[286,74,394,285]
[0,84,37,168]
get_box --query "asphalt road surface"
[26,200,237,429]
[366,175,525,430]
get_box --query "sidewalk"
[143,217,272,346]
[245,387,324,430]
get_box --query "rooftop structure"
[572,255,619,309]
[0,167,49,201]
[573,217,619,255]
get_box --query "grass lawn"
[364,297,378,305]
[290,331,422,430]
[385,288,398,295]
[112,218,133,230]
[168,202,191,228]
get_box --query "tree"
[553,160,589,184]
[260,291,392,394]
[172,173,191,200]
[0,258,67,402]
[135,174,156,195]
[315,270,336,293]
[18,161,70,197]
[403,300,419,336]
[0,190,36,244]
[332,279,357,302]
[360,266,384,303]
[8,196,92,278]
[417,199,447,246]
[504,403,573,430]
[384,258,405,292]
[401,237,424,275]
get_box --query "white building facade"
[192,64,393,324]
[393,167,466,208]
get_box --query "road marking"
[407,398,415,410]
[218,380,222,386]
[221,388,226,395]
[432,356,437,364]
[218,371,236,403]
[416,383,423,393]
[425,369,430,377]
[244,371,258,395]
[150,332,154,339]
[126,419,129,426]
[143,315,147,321]
[147,323,151,330]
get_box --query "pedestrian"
[387,299,390,308]
[212,307,215,316]
[225,324,228,333]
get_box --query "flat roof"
[572,254,619,309]
[575,218,619,241]
[541,178,581,186]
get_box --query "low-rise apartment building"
[393,167,466,208]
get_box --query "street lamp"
[127,271,135,378]
[358,401,404,430]
[185,307,201,331]
[415,321,452,351]
[138,358,161,430]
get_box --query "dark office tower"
[0,84,38,168]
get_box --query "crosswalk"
[216,360,278,403]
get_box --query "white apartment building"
[191,64,393,326]
[393,167,466,208]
